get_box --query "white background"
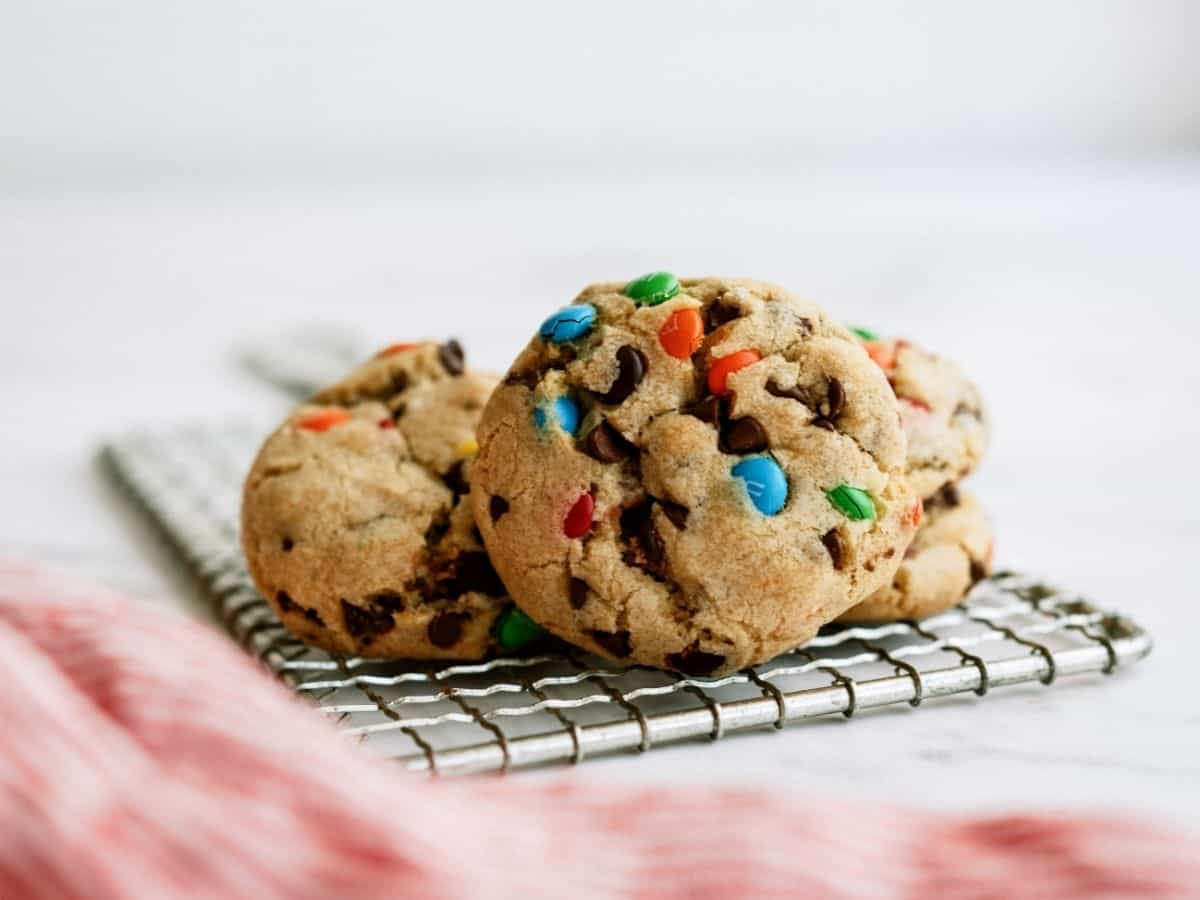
[2,2,1198,824]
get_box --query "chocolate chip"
[810,417,836,431]
[969,559,988,584]
[424,509,452,546]
[391,370,410,394]
[438,339,465,375]
[619,499,653,541]
[683,395,722,427]
[443,460,468,497]
[569,577,590,609]
[720,416,769,454]
[341,599,396,642]
[640,519,665,567]
[766,378,806,403]
[598,345,647,405]
[275,590,296,613]
[705,297,742,329]
[391,402,407,420]
[489,495,510,522]
[503,369,540,389]
[953,401,982,421]
[938,483,961,508]
[369,593,406,612]
[582,420,636,463]
[455,551,507,597]
[281,537,294,552]
[588,628,632,658]
[821,529,845,570]
[665,642,726,676]
[661,501,689,530]
[824,378,845,419]
[303,607,325,627]
[428,610,471,648]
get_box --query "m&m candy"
[624,271,681,306]
[494,606,545,651]
[296,409,351,432]
[658,308,704,359]
[826,484,876,521]
[534,396,582,436]
[539,304,597,344]
[707,350,762,396]
[732,457,788,516]
[563,492,596,538]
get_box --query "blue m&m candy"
[732,457,788,516]
[539,303,597,344]
[534,395,581,436]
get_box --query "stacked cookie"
[242,275,991,675]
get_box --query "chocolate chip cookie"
[853,329,989,499]
[838,483,993,622]
[241,341,542,659]
[471,274,923,676]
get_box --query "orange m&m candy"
[376,342,419,358]
[658,308,704,359]
[707,350,762,396]
[296,409,351,432]
[864,341,896,370]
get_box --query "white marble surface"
[2,162,1198,824]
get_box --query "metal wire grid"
[102,423,1153,776]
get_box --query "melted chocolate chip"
[370,593,406,612]
[582,420,636,463]
[455,551,507,597]
[391,370,410,393]
[391,401,407,420]
[683,395,722,427]
[588,629,632,658]
[503,368,541,389]
[598,345,647,405]
[665,643,726,676]
[443,460,468,497]
[438,339,465,375]
[618,499,651,540]
[937,483,961,508]
[275,590,296,613]
[824,378,845,419]
[720,416,769,454]
[705,297,742,329]
[424,509,452,546]
[640,519,665,567]
[660,501,689,530]
[969,559,988,584]
[281,537,294,552]
[810,417,836,431]
[303,607,325,627]
[341,599,396,642]
[569,577,590,609]
[821,529,845,570]
[766,378,806,403]
[428,610,471,648]
[489,495,510,522]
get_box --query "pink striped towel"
[0,558,1195,899]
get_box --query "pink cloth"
[0,559,1195,900]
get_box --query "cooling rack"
[102,423,1152,776]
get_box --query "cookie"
[241,340,542,659]
[471,274,923,676]
[852,329,989,499]
[838,483,993,622]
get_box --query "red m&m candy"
[563,492,595,538]
[707,350,761,396]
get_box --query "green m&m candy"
[494,605,545,651]
[850,326,879,341]
[826,484,876,521]
[624,271,680,307]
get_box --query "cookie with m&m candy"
[472,276,920,676]
[242,339,547,661]
[849,328,990,499]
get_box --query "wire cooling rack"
[102,423,1152,776]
